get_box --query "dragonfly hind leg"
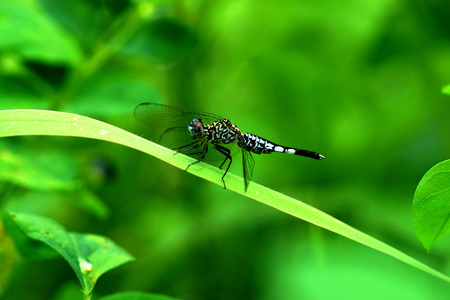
[213,144,232,189]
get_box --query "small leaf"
[2,211,134,293]
[99,291,182,300]
[63,189,110,220]
[70,233,134,291]
[413,160,450,251]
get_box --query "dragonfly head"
[188,118,205,139]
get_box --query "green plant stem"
[83,291,91,300]
[50,2,156,111]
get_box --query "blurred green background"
[1,0,449,299]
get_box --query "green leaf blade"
[2,211,59,260]
[2,211,134,293]
[71,233,135,290]
[413,160,450,251]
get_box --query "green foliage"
[414,160,450,251]
[0,1,81,65]
[2,211,134,294]
[1,108,449,285]
[0,0,450,299]
[0,140,79,191]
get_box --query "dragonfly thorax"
[206,119,242,144]
[188,118,205,139]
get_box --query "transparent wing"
[163,126,241,165]
[204,143,240,165]
[135,102,240,164]
[242,150,255,191]
[134,102,224,129]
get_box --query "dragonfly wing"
[203,143,240,165]
[242,150,255,191]
[159,126,193,149]
[134,102,224,128]
[159,126,239,164]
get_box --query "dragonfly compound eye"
[188,118,204,139]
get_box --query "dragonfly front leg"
[184,142,208,172]
[173,140,203,154]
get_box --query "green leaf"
[70,233,134,291]
[413,159,450,251]
[442,84,450,95]
[0,109,449,283]
[0,1,82,65]
[99,291,181,300]
[67,190,110,220]
[2,211,134,294]
[2,211,59,260]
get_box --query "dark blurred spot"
[87,157,116,186]
[125,17,198,62]
[25,62,68,87]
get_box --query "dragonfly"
[134,102,325,191]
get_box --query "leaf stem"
[49,2,157,111]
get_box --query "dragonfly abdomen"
[242,133,325,160]
[241,133,277,154]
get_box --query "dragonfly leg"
[213,144,232,189]
[185,143,208,172]
[173,140,203,154]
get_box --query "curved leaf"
[413,159,450,251]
